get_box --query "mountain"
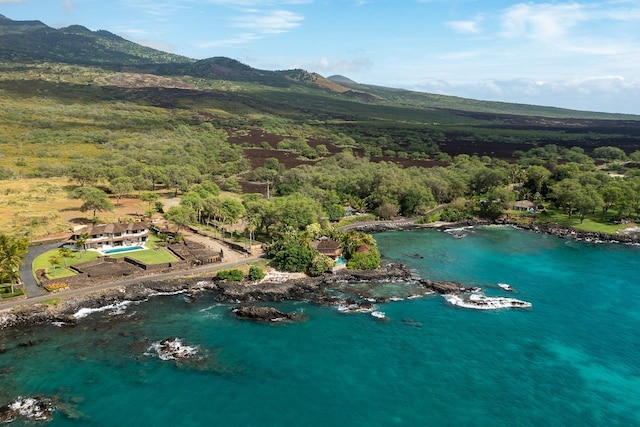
[1,13,640,161]
[328,75,358,85]
[0,14,192,69]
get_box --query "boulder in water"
[231,305,305,322]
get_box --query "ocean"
[1,226,639,426]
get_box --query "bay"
[1,226,639,426]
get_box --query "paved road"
[0,252,263,311]
[18,242,63,298]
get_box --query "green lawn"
[536,208,630,234]
[0,283,24,299]
[109,247,176,264]
[32,248,100,278]
[31,235,176,280]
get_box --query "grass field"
[536,208,630,234]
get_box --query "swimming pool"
[103,245,144,255]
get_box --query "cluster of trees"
[268,226,381,275]
[216,266,265,282]
[0,234,29,293]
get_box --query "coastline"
[0,262,475,330]
[345,217,640,245]
[2,218,636,330]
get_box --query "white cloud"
[119,0,192,17]
[445,14,484,34]
[232,9,303,34]
[309,56,372,74]
[499,2,586,42]
[409,76,640,114]
[197,32,262,48]
[62,0,74,13]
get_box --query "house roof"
[513,200,535,209]
[74,222,148,236]
[315,238,341,251]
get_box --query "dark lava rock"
[231,305,305,322]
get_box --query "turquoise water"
[102,245,144,255]
[2,226,640,426]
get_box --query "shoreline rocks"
[2,218,635,330]
[231,305,305,322]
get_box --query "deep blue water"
[2,226,640,426]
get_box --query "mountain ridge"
[2,14,638,120]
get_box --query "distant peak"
[328,75,358,84]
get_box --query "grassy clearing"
[0,177,83,238]
[109,246,177,264]
[0,283,24,299]
[536,209,630,234]
[32,248,100,278]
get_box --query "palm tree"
[48,256,61,274]
[74,233,89,258]
[58,247,73,268]
[0,234,29,294]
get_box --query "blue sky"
[2,0,640,114]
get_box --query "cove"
[1,226,639,426]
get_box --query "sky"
[1,0,640,115]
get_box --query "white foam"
[148,289,187,297]
[371,311,386,319]
[337,303,375,313]
[146,338,198,361]
[497,283,514,291]
[72,300,134,319]
[444,294,531,310]
[8,397,53,421]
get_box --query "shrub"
[308,253,334,276]
[216,269,244,282]
[248,266,265,281]
[347,250,381,270]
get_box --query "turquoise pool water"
[102,245,144,255]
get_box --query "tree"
[58,247,73,267]
[48,255,61,274]
[525,165,551,194]
[551,179,583,217]
[271,241,314,272]
[378,202,399,219]
[110,177,134,206]
[248,266,265,281]
[347,250,381,270]
[575,185,603,223]
[0,234,28,293]
[165,206,197,231]
[600,183,623,219]
[592,146,626,161]
[67,161,101,186]
[72,187,114,220]
[308,253,334,276]
[74,233,89,257]
[140,191,159,208]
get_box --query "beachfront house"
[311,237,343,260]
[68,222,150,251]
[512,200,536,213]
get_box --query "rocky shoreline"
[0,263,474,330]
[347,217,640,245]
[2,218,635,330]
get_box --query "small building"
[512,200,536,212]
[68,222,150,250]
[311,237,343,260]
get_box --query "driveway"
[19,242,64,298]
